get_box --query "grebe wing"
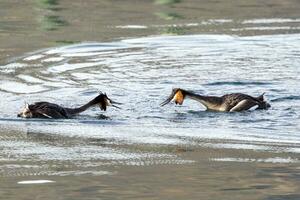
[31,102,69,119]
[35,108,69,118]
[222,93,257,110]
[229,99,259,112]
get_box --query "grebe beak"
[160,95,174,107]
[110,99,122,109]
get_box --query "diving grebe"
[17,92,121,119]
[161,88,270,112]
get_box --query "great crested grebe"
[161,88,270,112]
[17,92,121,119]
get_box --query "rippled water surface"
[1,1,300,200]
[1,34,299,140]
[1,33,300,200]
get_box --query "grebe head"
[160,88,186,106]
[261,101,271,109]
[96,92,121,111]
[17,103,33,118]
[257,93,271,109]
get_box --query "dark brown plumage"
[161,88,270,112]
[18,92,121,119]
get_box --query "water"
[1,1,300,200]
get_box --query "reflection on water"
[1,0,300,199]
[35,0,68,31]
[0,33,300,199]
[37,0,59,9]
[1,0,300,62]
[154,0,185,34]
[155,12,184,20]
[40,15,67,31]
[155,0,181,5]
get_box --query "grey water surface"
[1,1,300,200]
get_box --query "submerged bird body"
[23,102,70,119]
[161,88,270,112]
[18,93,121,119]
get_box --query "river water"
[0,0,300,199]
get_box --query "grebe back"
[161,88,270,112]
[17,92,121,119]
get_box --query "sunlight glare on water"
[0,34,299,188]
[0,34,300,143]
[1,0,300,199]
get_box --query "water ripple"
[0,34,299,170]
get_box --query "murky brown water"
[1,0,300,200]
[2,0,300,63]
